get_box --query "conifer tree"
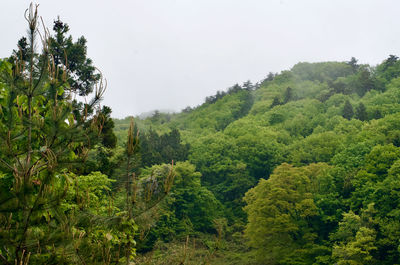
[283,86,294,104]
[242,80,254,91]
[355,102,367,121]
[266,72,275,81]
[348,57,359,73]
[0,5,107,263]
[125,119,139,264]
[48,17,100,96]
[343,100,354,120]
[122,119,176,264]
[270,96,281,108]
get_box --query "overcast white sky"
[1,0,400,117]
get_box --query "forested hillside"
[115,55,400,264]
[3,4,400,265]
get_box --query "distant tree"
[161,128,190,162]
[348,57,359,73]
[140,128,162,166]
[266,72,275,81]
[140,128,189,167]
[382,54,399,71]
[330,79,347,94]
[270,96,281,108]
[283,86,294,103]
[343,100,354,120]
[228,83,242,94]
[269,112,285,125]
[376,55,400,85]
[355,103,367,121]
[150,110,161,122]
[244,163,319,264]
[216,90,225,99]
[318,89,335,102]
[205,90,227,104]
[373,109,382,120]
[182,106,192,113]
[136,162,221,251]
[167,161,221,231]
[260,72,276,87]
[232,89,254,120]
[356,68,377,96]
[253,81,261,90]
[331,210,377,265]
[205,95,214,103]
[242,80,254,91]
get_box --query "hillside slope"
[115,56,400,264]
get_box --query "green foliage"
[375,55,400,85]
[110,53,400,264]
[270,96,281,108]
[6,10,400,262]
[118,53,400,264]
[355,102,367,121]
[137,162,221,251]
[283,86,294,103]
[140,128,190,167]
[0,6,127,264]
[48,18,100,96]
[61,172,138,264]
[343,100,354,120]
[331,209,378,265]
[289,131,345,165]
[244,163,324,264]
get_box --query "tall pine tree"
[0,5,110,264]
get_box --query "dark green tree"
[270,96,281,108]
[283,86,294,103]
[355,103,367,121]
[0,5,109,264]
[375,55,400,85]
[266,72,275,81]
[242,80,254,91]
[348,57,359,73]
[356,68,377,96]
[382,55,398,71]
[343,100,354,120]
[373,109,382,119]
[48,17,100,96]
[140,128,189,167]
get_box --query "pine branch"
[0,158,15,172]
[0,253,11,265]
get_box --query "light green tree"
[244,163,318,264]
[331,210,377,265]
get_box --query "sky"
[1,0,400,118]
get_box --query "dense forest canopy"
[113,54,400,264]
[3,4,400,265]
